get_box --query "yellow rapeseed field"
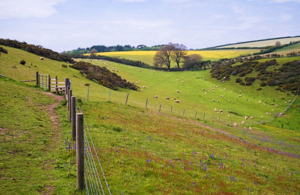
[88,49,259,67]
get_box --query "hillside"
[216,37,300,49]
[90,50,259,68]
[1,45,300,194]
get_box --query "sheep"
[143,86,146,88]
[202,88,205,91]
[250,116,254,119]
[220,109,223,112]
[154,95,158,98]
[234,123,237,127]
[175,100,180,103]
[40,57,44,60]
[242,121,245,125]
[266,112,269,115]
[239,95,242,97]
[204,92,207,94]
[165,97,169,100]
[182,81,184,83]
[214,108,217,112]
[228,115,230,117]
[177,90,181,93]
[249,127,252,130]
[244,116,248,120]
[221,95,224,98]
[259,101,262,104]
[217,100,219,103]
[271,102,274,105]
[227,100,230,102]
[212,99,215,102]
[275,104,278,107]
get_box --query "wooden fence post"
[170,106,172,114]
[36,72,39,86]
[125,93,129,105]
[195,111,197,119]
[183,109,185,116]
[65,78,69,101]
[48,75,50,91]
[76,113,84,190]
[219,116,220,122]
[69,90,72,121]
[145,99,148,109]
[159,104,162,113]
[71,96,76,141]
[55,76,58,94]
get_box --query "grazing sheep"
[204,92,207,94]
[242,121,245,125]
[239,95,242,97]
[214,108,217,112]
[212,88,214,90]
[175,100,180,103]
[259,101,262,104]
[271,102,274,105]
[234,123,237,126]
[182,81,184,83]
[227,100,230,102]
[279,113,283,116]
[221,95,224,98]
[220,109,223,112]
[154,95,158,98]
[202,88,205,91]
[249,127,252,130]
[285,102,287,104]
[143,86,146,88]
[217,100,219,103]
[244,116,248,119]
[165,97,169,100]
[250,116,254,119]
[275,104,278,107]
[288,100,291,103]
[228,115,230,117]
[177,90,181,93]
[266,112,269,115]
[40,57,44,60]
[212,99,215,102]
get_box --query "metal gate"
[39,74,48,90]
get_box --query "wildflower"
[214,185,216,188]
[210,154,214,158]
[204,166,207,171]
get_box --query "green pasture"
[217,37,300,48]
[1,45,300,194]
[0,77,84,194]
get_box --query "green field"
[90,50,259,67]
[1,45,300,194]
[217,37,300,48]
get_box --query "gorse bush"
[0,46,8,54]
[70,61,139,90]
[20,60,26,65]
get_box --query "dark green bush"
[260,81,267,87]
[239,81,245,85]
[20,60,26,65]
[236,78,242,83]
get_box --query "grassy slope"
[91,50,259,67]
[1,46,300,194]
[0,77,84,194]
[217,37,300,48]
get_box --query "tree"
[171,44,188,68]
[153,45,175,70]
[275,41,281,47]
[90,49,98,58]
[182,54,202,69]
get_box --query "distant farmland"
[218,37,300,48]
[93,50,259,67]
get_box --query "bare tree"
[90,49,98,58]
[182,54,202,69]
[275,41,281,47]
[153,45,175,70]
[171,44,188,68]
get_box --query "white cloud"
[0,0,67,20]
[281,13,293,21]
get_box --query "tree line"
[63,44,168,55]
[0,39,74,63]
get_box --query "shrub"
[239,72,246,77]
[257,88,262,91]
[275,86,280,91]
[20,60,26,65]
[0,47,8,54]
[260,81,267,87]
[236,78,242,83]
[239,81,245,85]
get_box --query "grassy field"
[91,50,259,67]
[0,77,85,194]
[1,45,300,194]
[217,37,300,48]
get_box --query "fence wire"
[76,101,111,195]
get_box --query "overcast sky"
[0,0,299,52]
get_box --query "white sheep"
[143,86,146,89]
[234,123,237,126]
[202,88,205,91]
[175,100,180,103]
[165,97,169,100]
[242,121,245,125]
[154,95,158,98]
[177,90,181,93]
[250,116,254,119]
[239,95,242,97]
[275,104,278,107]
[212,99,215,102]
[259,101,262,104]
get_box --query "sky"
[0,0,299,52]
